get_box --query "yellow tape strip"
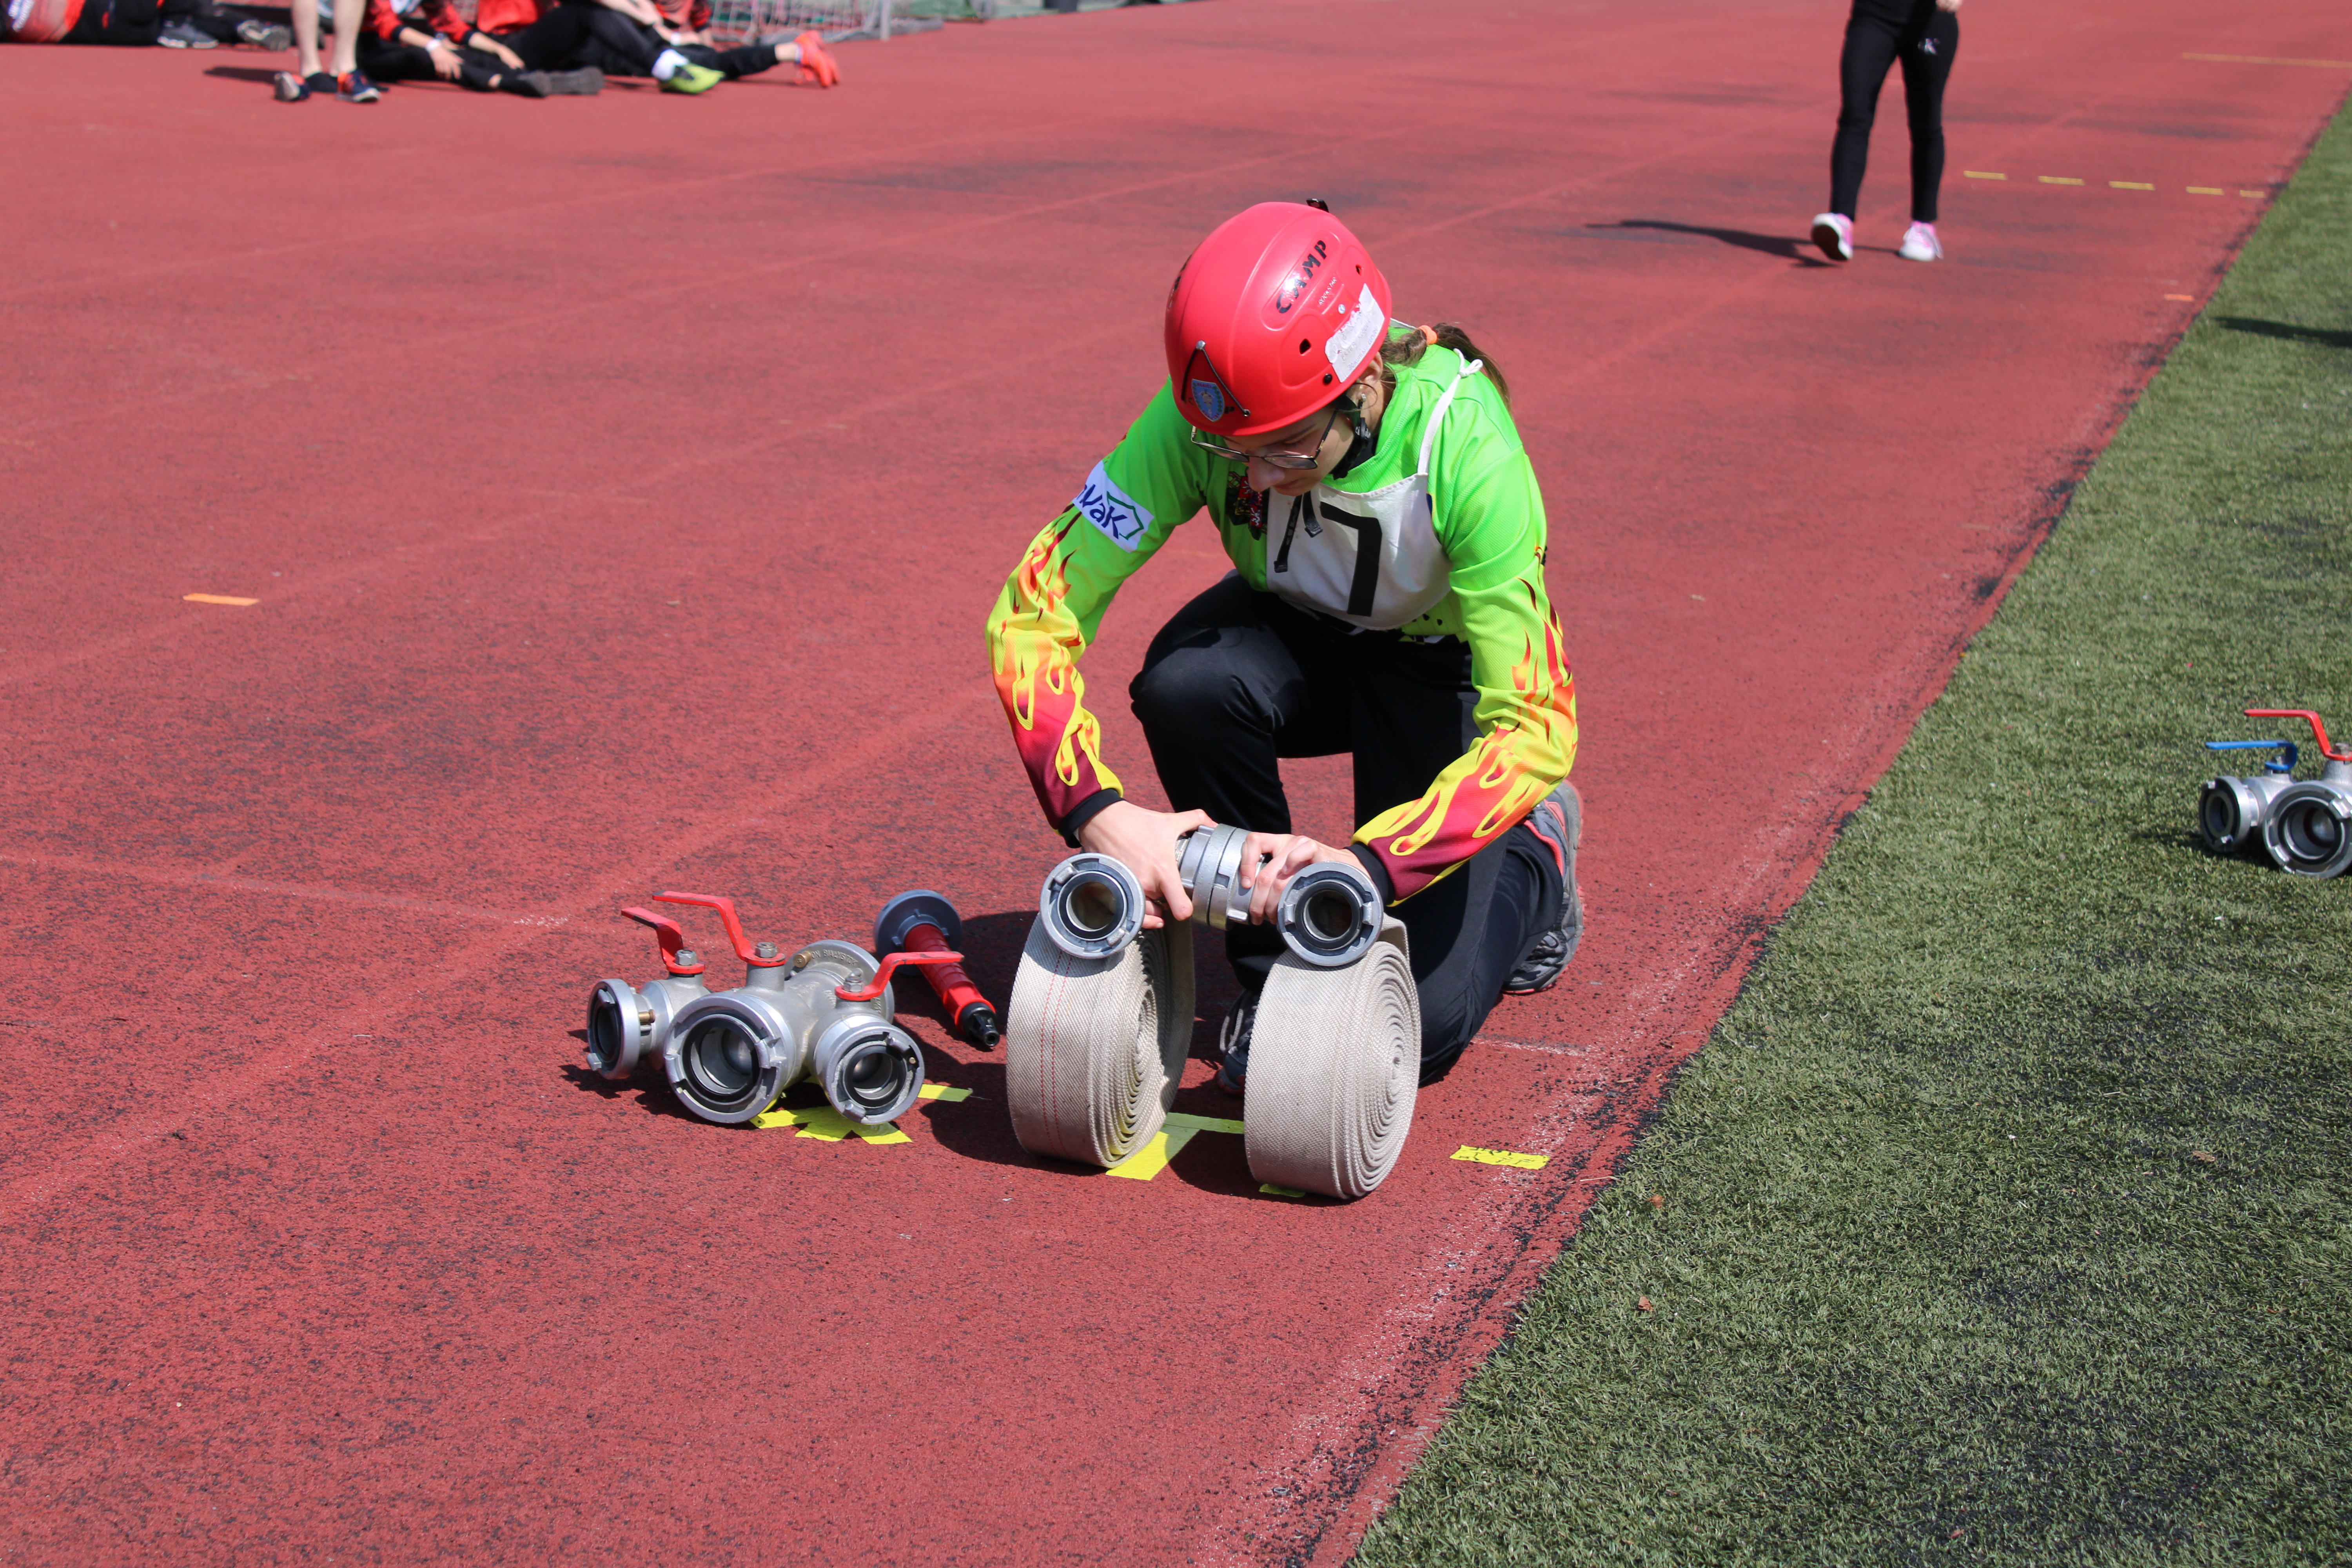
[2188,186,2223,195]
[2239,189,2267,198]
[753,1104,911,1144]
[1164,1111,1244,1136]
[1452,1145,1550,1170]
[2111,181,2155,191]
[2183,52,2352,70]
[919,1083,972,1102]
[1259,1183,1307,1198]
[1964,170,2005,180]
[1105,1127,1200,1180]
[183,593,258,606]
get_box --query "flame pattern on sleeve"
[1354,573,1577,902]
[986,514,1125,828]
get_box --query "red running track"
[3,4,2346,1562]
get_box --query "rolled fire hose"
[1005,914,1194,1167]
[1243,918,1420,1201]
[1038,824,1383,969]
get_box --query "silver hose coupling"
[1038,825,1383,969]
[2263,764,2352,878]
[606,893,927,1126]
[586,905,712,1081]
[2198,739,2299,854]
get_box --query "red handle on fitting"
[2245,710,2351,762]
[653,891,788,967]
[895,920,994,1021]
[835,949,966,1003]
[622,906,705,976]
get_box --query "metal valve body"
[587,968,710,1082]
[1040,824,1383,969]
[2200,713,2352,878]
[667,941,924,1125]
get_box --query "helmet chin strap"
[1329,393,1378,479]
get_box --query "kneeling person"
[985,201,1583,1094]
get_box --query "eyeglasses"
[1189,402,1347,471]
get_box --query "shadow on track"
[1595,219,1834,265]
[203,65,284,83]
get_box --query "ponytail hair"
[1379,321,1510,405]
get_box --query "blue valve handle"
[2207,739,2297,774]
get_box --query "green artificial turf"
[1357,106,2352,1567]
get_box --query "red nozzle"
[835,948,966,1003]
[2244,710,2350,762]
[622,906,705,976]
[894,920,1000,1047]
[653,891,789,967]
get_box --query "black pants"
[1830,0,1958,223]
[355,32,506,87]
[1129,575,1563,1085]
[488,3,652,72]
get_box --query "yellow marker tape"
[183,593,258,606]
[1259,1183,1307,1198]
[754,1104,911,1144]
[1164,1111,1245,1136]
[2183,52,2352,70]
[2239,189,2266,198]
[2165,294,2195,301]
[2111,181,2155,191]
[919,1083,973,1102]
[2187,186,2223,195]
[1452,1145,1550,1170]
[1964,170,2005,180]
[1105,1127,1200,1180]
[2040,176,2084,185]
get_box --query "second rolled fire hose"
[1243,918,1420,1200]
[1005,915,1194,1168]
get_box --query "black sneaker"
[158,20,218,46]
[273,69,329,101]
[1214,995,1256,1096]
[237,17,293,49]
[1505,780,1583,995]
[335,69,382,102]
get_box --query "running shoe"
[1504,779,1584,995]
[274,69,332,100]
[1809,211,1854,263]
[236,17,293,48]
[793,29,838,86]
[336,69,383,102]
[158,20,218,46]
[660,61,723,94]
[1898,221,1943,262]
[1213,995,1256,1096]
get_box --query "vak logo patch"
[1073,461,1152,552]
[1190,378,1227,421]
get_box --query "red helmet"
[1165,202,1394,438]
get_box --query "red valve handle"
[653,890,788,967]
[622,906,706,976]
[835,949,965,1003]
[2244,710,2350,762]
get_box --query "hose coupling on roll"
[1038,826,1383,969]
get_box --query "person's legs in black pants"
[1130,575,1563,1085]
[1829,8,1901,218]
[1897,7,1958,222]
[679,40,779,78]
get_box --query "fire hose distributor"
[586,907,712,1081]
[1038,823,1383,969]
[598,892,957,1127]
[2244,710,2352,879]
[874,890,1002,1049]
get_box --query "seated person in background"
[477,0,835,92]
[350,0,604,94]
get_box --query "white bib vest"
[1263,359,1481,632]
